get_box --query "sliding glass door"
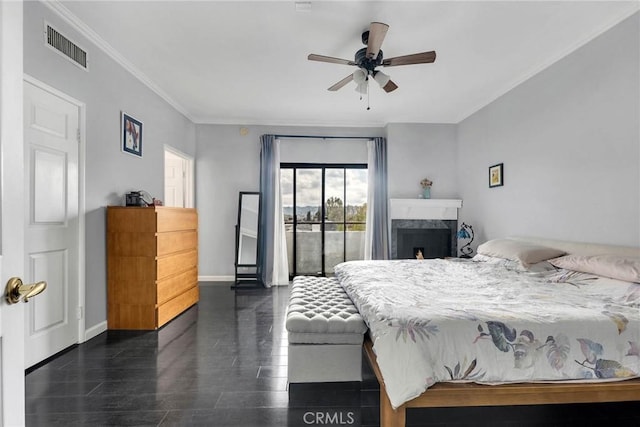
[281,163,367,277]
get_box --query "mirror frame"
[233,191,262,288]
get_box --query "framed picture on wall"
[489,163,503,188]
[121,112,143,157]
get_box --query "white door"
[165,150,186,207]
[1,1,26,424]
[23,80,80,367]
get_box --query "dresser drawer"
[108,230,196,257]
[157,286,199,327]
[156,249,197,280]
[157,267,197,305]
[108,232,156,257]
[156,208,197,232]
[157,230,197,257]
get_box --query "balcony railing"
[285,230,365,276]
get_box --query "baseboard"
[198,275,234,283]
[84,320,107,341]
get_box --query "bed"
[333,237,640,427]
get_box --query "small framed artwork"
[489,163,503,188]
[121,112,142,157]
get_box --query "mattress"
[334,258,640,409]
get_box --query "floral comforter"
[334,259,640,409]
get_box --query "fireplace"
[389,199,463,260]
[392,220,457,259]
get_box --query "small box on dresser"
[107,206,199,330]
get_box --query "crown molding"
[41,0,195,122]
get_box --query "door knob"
[5,277,47,304]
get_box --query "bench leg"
[380,384,406,427]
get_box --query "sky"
[281,168,368,207]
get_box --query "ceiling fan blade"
[381,79,398,93]
[308,54,356,66]
[328,74,354,91]
[382,51,437,67]
[366,22,389,60]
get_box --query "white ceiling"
[54,1,639,127]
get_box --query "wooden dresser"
[107,206,199,330]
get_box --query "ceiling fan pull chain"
[367,79,371,111]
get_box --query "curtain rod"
[274,134,377,140]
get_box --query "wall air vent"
[44,23,88,70]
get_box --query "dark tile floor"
[26,284,639,427]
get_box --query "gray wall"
[457,12,640,248]
[24,2,197,330]
[280,138,368,163]
[387,123,458,200]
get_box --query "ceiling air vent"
[45,23,88,70]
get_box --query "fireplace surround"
[389,199,463,260]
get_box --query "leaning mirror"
[233,191,261,288]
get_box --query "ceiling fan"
[308,22,436,94]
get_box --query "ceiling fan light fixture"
[374,70,398,92]
[373,70,390,87]
[355,81,368,94]
[353,68,367,84]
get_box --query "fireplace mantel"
[389,199,462,220]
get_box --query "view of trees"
[289,197,366,231]
[325,196,344,222]
[349,203,367,231]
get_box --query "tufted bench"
[286,276,367,383]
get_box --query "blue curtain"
[258,135,275,287]
[365,137,390,260]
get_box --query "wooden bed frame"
[364,338,640,427]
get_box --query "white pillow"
[477,239,566,267]
[549,254,640,283]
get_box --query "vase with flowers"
[420,178,432,199]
